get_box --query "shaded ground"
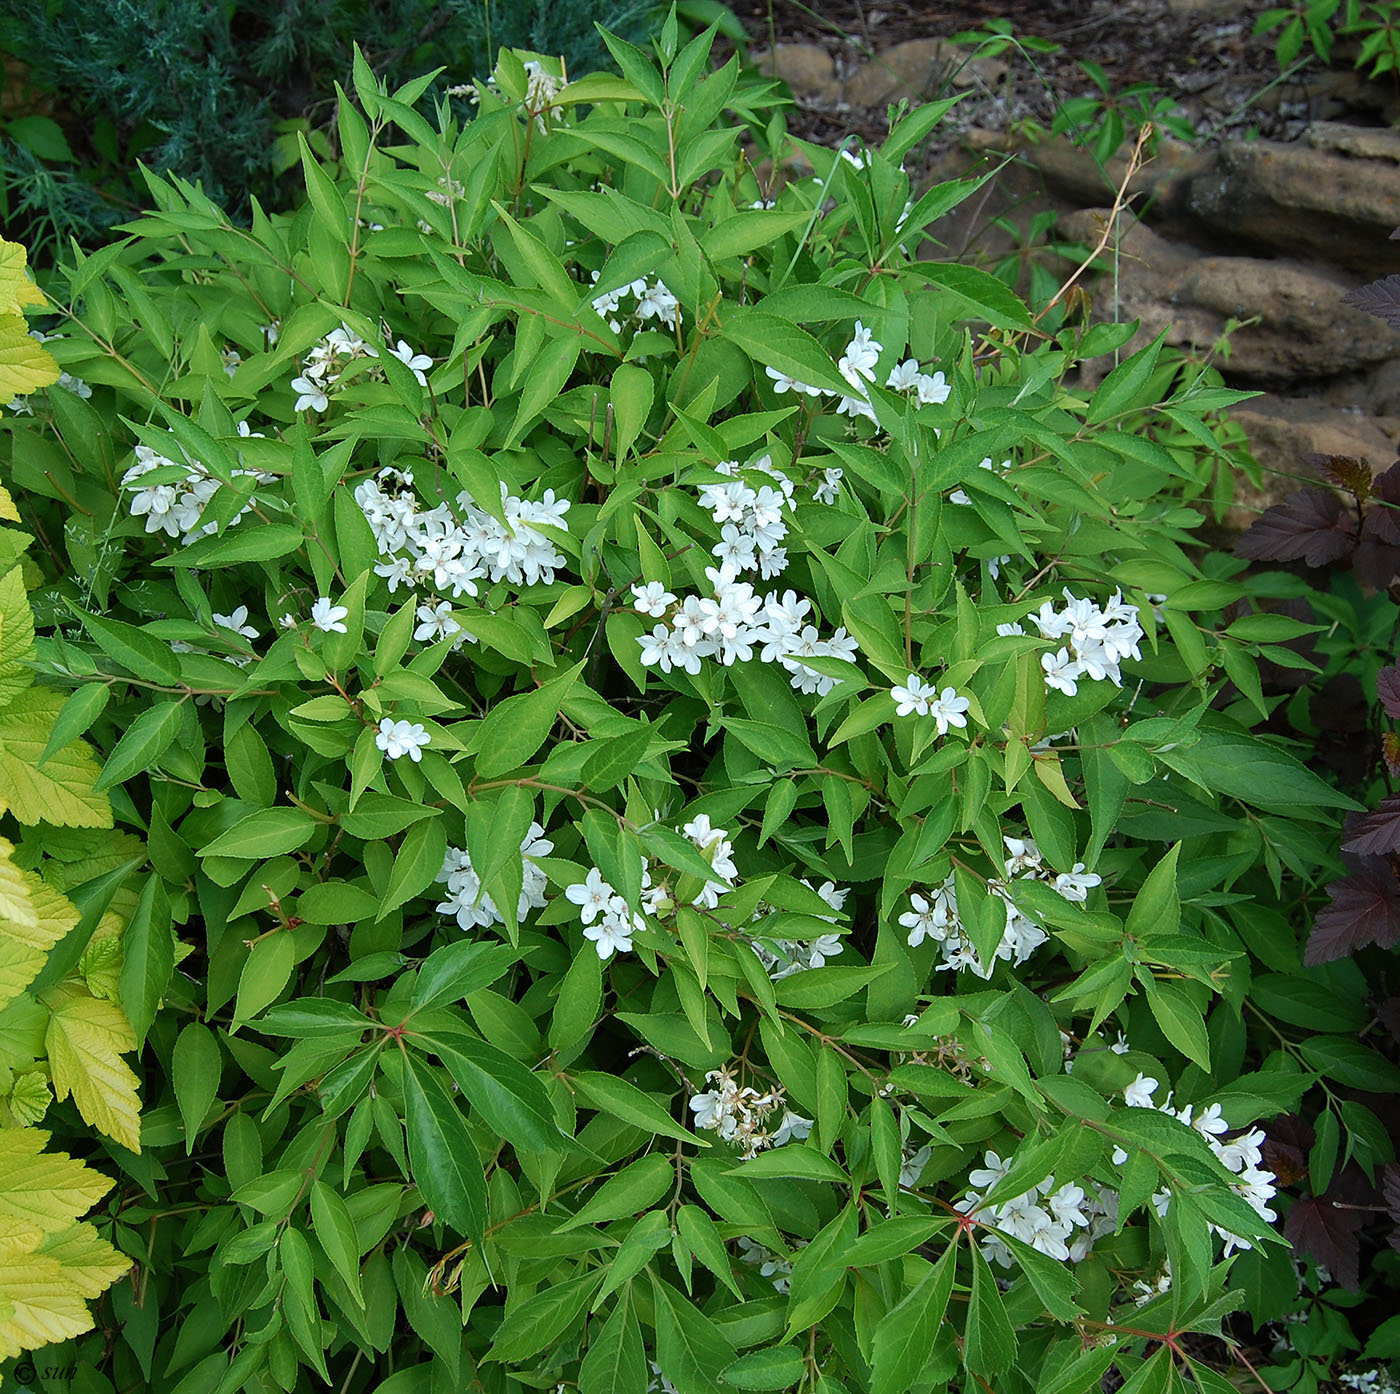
[721,0,1388,156]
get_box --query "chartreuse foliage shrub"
[0,244,142,1368]
[0,20,1369,1394]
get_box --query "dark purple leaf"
[1344,274,1400,329]
[1383,1162,1400,1225]
[1308,452,1373,500]
[1306,853,1400,964]
[1263,1114,1314,1186]
[1284,1193,1363,1290]
[1351,535,1400,592]
[1378,665,1400,719]
[1235,488,1358,567]
[1365,463,1400,546]
[1342,797,1400,857]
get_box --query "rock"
[1058,215,1400,385]
[1308,120,1400,163]
[750,44,840,103]
[1180,133,1400,274]
[844,38,948,109]
[1225,394,1400,531]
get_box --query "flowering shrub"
[0,20,1366,1394]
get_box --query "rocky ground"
[725,0,1400,534]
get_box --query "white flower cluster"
[121,438,273,544]
[589,272,680,334]
[688,1062,813,1159]
[636,564,857,694]
[998,588,1144,698]
[290,323,379,413]
[376,717,430,762]
[734,1236,795,1292]
[957,1149,1118,1266]
[696,453,796,578]
[899,835,1101,979]
[891,674,970,734]
[749,880,847,980]
[633,452,860,689]
[1340,1373,1400,1394]
[435,823,553,931]
[355,466,572,598]
[764,321,949,426]
[564,866,648,961]
[1118,1072,1277,1256]
[451,59,562,128]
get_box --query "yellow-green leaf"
[0,314,59,401]
[0,242,45,316]
[42,984,142,1151]
[0,688,112,828]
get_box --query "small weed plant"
[0,17,1382,1394]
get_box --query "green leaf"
[37,684,108,768]
[401,1051,487,1245]
[410,940,518,1014]
[611,362,654,461]
[233,932,295,1027]
[172,1022,221,1154]
[651,1273,737,1394]
[67,605,181,684]
[721,1347,808,1389]
[1126,843,1181,941]
[555,1154,672,1231]
[156,523,304,569]
[870,1244,956,1394]
[720,310,850,397]
[118,875,173,1047]
[378,815,448,921]
[422,1029,564,1154]
[1142,978,1211,1070]
[571,1070,708,1146]
[200,807,318,860]
[917,262,1033,330]
[93,699,183,792]
[580,1292,648,1394]
[964,1239,1016,1375]
[310,1179,365,1307]
[472,661,584,777]
[1086,329,1167,424]
[488,1270,604,1364]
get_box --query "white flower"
[414,601,461,643]
[927,686,971,737]
[389,340,433,386]
[765,365,822,397]
[583,910,635,960]
[1041,648,1080,696]
[631,581,677,617]
[1124,1073,1159,1108]
[915,371,950,405]
[310,597,350,633]
[813,467,843,505]
[212,606,259,640]
[279,613,298,629]
[770,1111,813,1146]
[376,717,430,762]
[291,374,329,412]
[891,673,938,717]
[886,358,922,392]
[565,868,615,926]
[968,1150,1011,1191]
[1053,864,1102,902]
